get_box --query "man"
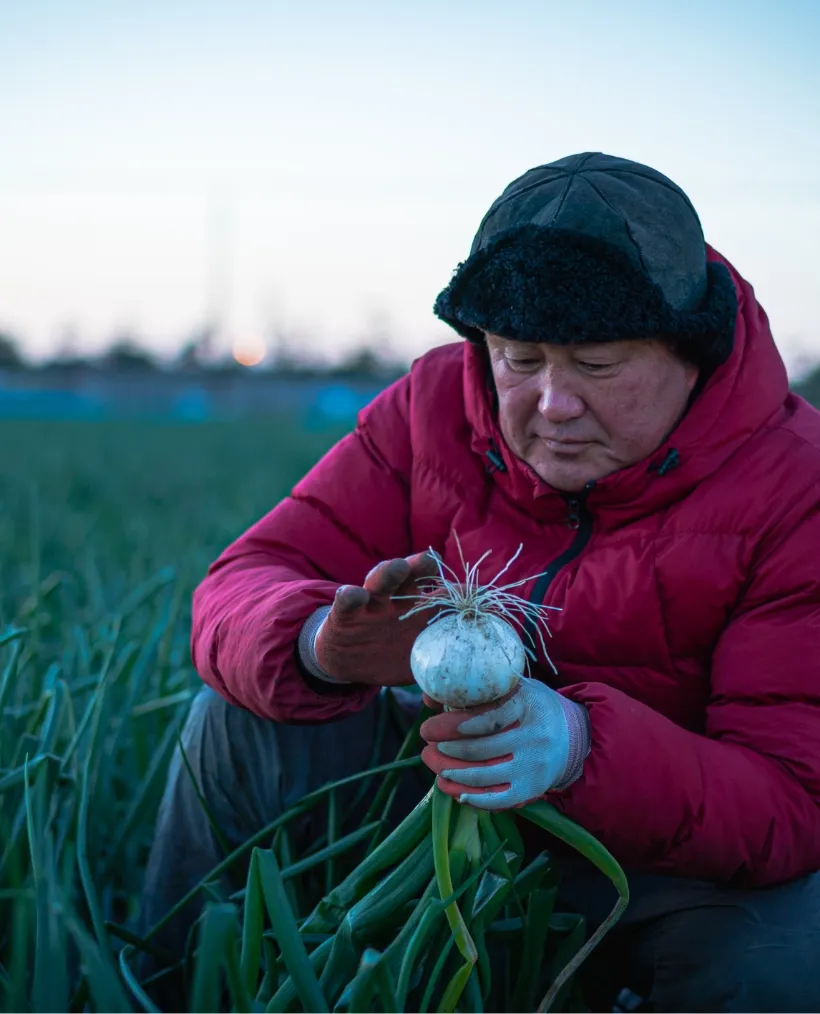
[140,152,820,1011]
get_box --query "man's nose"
[537,379,586,423]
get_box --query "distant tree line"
[0,328,409,382]
[3,327,819,404]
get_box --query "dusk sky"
[2,0,818,370]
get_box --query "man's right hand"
[312,552,440,686]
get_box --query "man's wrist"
[297,606,351,685]
[552,696,591,791]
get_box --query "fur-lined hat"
[434,152,737,374]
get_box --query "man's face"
[486,334,700,493]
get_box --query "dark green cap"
[434,152,737,373]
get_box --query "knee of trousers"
[169,684,388,835]
[645,876,820,1013]
[167,686,288,837]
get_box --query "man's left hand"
[420,677,591,809]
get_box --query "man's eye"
[578,361,612,372]
[505,357,540,371]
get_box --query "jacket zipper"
[523,483,595,649]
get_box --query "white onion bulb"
[410,613,525,708]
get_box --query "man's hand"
[312,553,440,686]
[420,676,591,808]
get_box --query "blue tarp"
[0,388,106,419]
[0,380,382,422]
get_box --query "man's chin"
[534,463,592,493]
[530,451,607,493]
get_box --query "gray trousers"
[139,687,820,1013]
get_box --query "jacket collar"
[463,246,789,530]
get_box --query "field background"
[2,378,818,1011]
[0,416,346,1012]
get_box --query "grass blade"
[394,897,439,1008]
[437,960,474,1014]
[130,690,195,717]
[4,891,31,1014]
[59,635,124,773]
[431,791,477,961]
[338,946,382,1013]
[190,902,239,1014]
[265,937,333,1012]
[118,567,177,617]
[430,790,478,1013]
[0,754,59,795]
[0,627,28,649]
[374,954,400,1013]
[419,935,454,1013]
[276,824,301,917]
[66,914,133,1013]
[0,640,24,744]
[511,886,557,1012]
[548,912,587,1012]
[347,689,391,815]
[300,788,432,937]
[240,851,265,1000]
[118,944,162,1014]
[77,711,110,951]
[255,848,329,1013]
[144,757,425,945]
[519,801,630,1013]
[361,698,429,850]
[325,788,339,896]
[102,712,183,875]
[177,733,232,857]
[24,755,70,1014]
[218,819,385,904]
[104,923,173,963]
[282,820,381,884]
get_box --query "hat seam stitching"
[595,167,701,221]
[547,172,576,228]
[476,172,569,245]
[578,174,650,276]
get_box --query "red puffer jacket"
[192,247,820,887]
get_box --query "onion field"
[0,417,625,1013]
[0,417,347,1012]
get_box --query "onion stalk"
[267,540,630,1012]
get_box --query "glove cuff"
[552,696,591,791]
[297,606,351,684]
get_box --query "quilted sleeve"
[552,501,820,886]
[190,375,414,723]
